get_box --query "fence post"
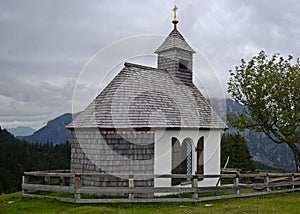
[192,175,198,199]
[74,173,81,200]
[292,174,295,190]
[128,175,134,200]
[60,176,66,186]
[22,175,29,197]
[265,174,270,192]
[233,170,240,194]
[45,175,50,185]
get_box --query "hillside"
[21,113,78,145]
[0,127,15,144]
[0,127,70,193]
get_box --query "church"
[67,7,226,188]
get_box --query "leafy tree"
[227,50,300,172]
[221,134,255,171]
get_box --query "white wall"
[154,128,222,187]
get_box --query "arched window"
[197,137,204,175]
[171,137,193,185]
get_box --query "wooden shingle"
[67,62,226,129]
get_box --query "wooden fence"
[22,170,300,203]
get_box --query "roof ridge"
[124,62,168,73]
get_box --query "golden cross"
[172,5,178,21]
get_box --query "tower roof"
[155,28,196,54]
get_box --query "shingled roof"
[155,28,195,53]
[67,62,226,129]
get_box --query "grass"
[1,191,300,213]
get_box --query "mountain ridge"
[7,126,35,137]
[20,113,78,145]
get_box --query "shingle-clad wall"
[157,49,193,86]
[71,128,154,187]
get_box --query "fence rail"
[22,170,300,203]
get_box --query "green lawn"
[1,191,300,214]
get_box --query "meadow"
[1,191,300,214]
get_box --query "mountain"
[211,98,295,171]
[245,130,294,171]
[21,113,77,145]
[7,126,35,137]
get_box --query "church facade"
[67,10,226,188]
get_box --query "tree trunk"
[286,141,300,172]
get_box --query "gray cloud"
[0,0,299,129]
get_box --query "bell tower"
[155,6,195,86]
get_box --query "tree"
[227,50,300,172]
[0,127,71,193]
[221,134,255,171]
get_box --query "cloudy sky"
[1,0,299,130]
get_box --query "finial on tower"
[172,5,178,28]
